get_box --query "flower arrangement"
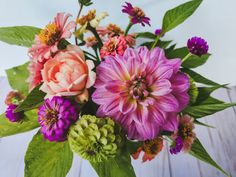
[0,0,235,177]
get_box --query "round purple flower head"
[122,2,150,26]
[187,37,209,56]
[5,104,23,122]
[38,96,79,142]
[155,29,162,36]
[170,136,183,155]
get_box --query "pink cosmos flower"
[92,47,190,140]
[29,13,76,62]
[40,45,96,98]
[100,36,128,59]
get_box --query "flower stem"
[151,35,160,49]
[182,53,192,63]
[75,4,84,45]
[87,24,103,49]
[124,22,133,36]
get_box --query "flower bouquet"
[0,0,235,177]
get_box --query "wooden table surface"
[0,76,236,177]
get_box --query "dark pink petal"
[162,112,178,131]
[156,94,179,112]
[151,79,172,96]
[171,72,190,93]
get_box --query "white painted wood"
[0,77,236,177]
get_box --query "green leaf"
[183,103,236,118]
[127,140,143,154]
[0,110,39,138]
[189,139,229,176]
[141,40,172,49]
[194,120,215,128]
[194,85,225,105]
[166,47,210,68]
[162,0,203,33]
[6,62,29,95]
[0,26,40,47]
[15,84,46,113]
[25,131,73,177]
[136,32,156,39]
[200,97,224,105]
[182,68,221,86]
[91,148,136,177]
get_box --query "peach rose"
[40,45,96,97]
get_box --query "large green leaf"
[183,103,236,118]
[15,84,46,112]
[0,110,39,138]
[189,139,229,176]
[91,148,136,177]
[0,26,40,47]
[162,0,202,33]
[182,68,221,86]
[6,62,29,95]
[166,47,210,68]
[25,131,73,177]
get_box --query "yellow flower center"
[133,7,145,18]
[38,23,61,46]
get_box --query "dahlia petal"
[173,92,190,112]
[156,94,179,112]
[105,80,125,93]
[162,113,178,131]
[165,58,181,74]
[151,79,172,96]
[119,98,137,114]
[171,72,190,93]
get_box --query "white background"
[0,0,236,85]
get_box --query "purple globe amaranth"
[38,96,79,142]
[92,46,190,141]
[170,136,183,155]
[122,2,150,26]
[5,104,23,122]
[187,36,209,56]
[155,29,162,36]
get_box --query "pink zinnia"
[28,13,76,62]
[100,36,128,59]
[92,47,190,140]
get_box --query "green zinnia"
[68,115,124,162]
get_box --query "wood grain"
[0,77,235,177]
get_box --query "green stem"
[124,22,133,36]
[151,35,160,49]
[182,53,192,63]
[87,24,103,49]
[83,50,97,60]
[75,4,84,45]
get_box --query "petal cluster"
[92,47,190,140]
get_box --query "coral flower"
[92,47,190,140]
[132,137,163,162]
[38,96,79,142]
[100,36,128,59]
[29,13,76,62]
[122,2,150,26]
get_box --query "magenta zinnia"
[92,47,190,140]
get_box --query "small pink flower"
[29,13,76,62]
[27,57,47,91]
[100,36,128,59]
[172,115,196,152]
[40,45,96,97]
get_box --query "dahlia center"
[129,76,149,100]
[44,109,58,128]
[38,23,61,46]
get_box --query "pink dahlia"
[92,47,190,140]
[100,36,128,59]
[29,13,76,62]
